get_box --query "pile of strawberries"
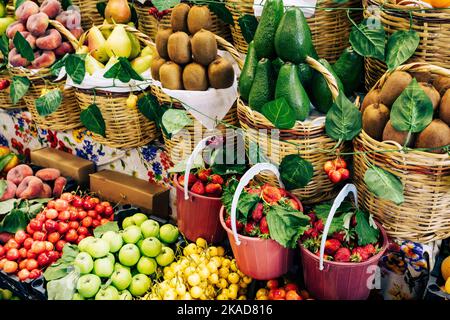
[0,193,113,281]
[178,169,226,197]
[255,279,312,300]
[323,157,350,184]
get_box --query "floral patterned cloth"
[0,109,172,186]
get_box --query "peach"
[31,50,55,68]
[52,176,67,197]
[21,31,36,49]
[26,12,49,37]
[15,1,40,24]
[16,176,44,200]
[54,41,74,57]
[36,29,61,50]
[40,0,62,19]
[6,21,25,39]
[6,164,33,185]
[35,168,60,181]
[69,27,83,40]
[0,181,17,201]
[56,10,81,30]
[39,183,52,198]
[8,48,30,67]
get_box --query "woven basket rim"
[369,0,450,20]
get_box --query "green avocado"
[253,0,284,59]
[297,62,313,90]
[248,58,275,112]
[239,41,258,102]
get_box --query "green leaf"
[15,0,26,10]
[46,268,80,300]
[161,109,193,135]
[390,78,434,133]
[103,57,143,83]
[349,18,385,60]
[208,2,233,24]
[137,94,159,122]
[364,166,404,205]
[238,14,258,44]
[61,0,72,10]
[13,31,35,62]
[0,153,14,171]
[65,54,86,85]
[314,202,354,235]
[44,263,74,281]
[0,34,9,58]
[266,205,310,248]
[325,91,362,141]
[60,244,79,264]
[50,54,68,77]
[221,177,239,215]
[80,104,106,137]
[10,76,30,105]
[35,89,63,116]
[94,221,119,238]
[355,210,380,246]
[0,209,28,233]
[0,199,18,215]
[0,180,6,198]
[96,1,106,18]
[237,193,259,221]
[152,0,180,11]
[279,154,314,190]
[385,30,420,70]
[210,146,247,176]
[261,98,296,130]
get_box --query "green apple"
[78,236,96,252]
[95,286,119,300]
[156,247,175,267]
[159,224,179,244]
[122,225,142,244]
[132,213,148,226]
[137,256,157,275]
[74,252,94,274]
[114,263,130,272]
[122,216,136,228]
[0,289,13,300]
[72,292,85,300]
[77,274,101,298]
[140,219,160,238]
[111,267,132,291]
[128,274,151,297]
[118,243,140,266]
[119,290,133,300]
[86,238,110,258]
[101,231,123,253]
[140,237,162,258]
[94,255,115,278]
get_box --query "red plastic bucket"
[174,174,225,244]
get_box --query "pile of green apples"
[72,213,180,300]
[0,288,20,300]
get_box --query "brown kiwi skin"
[362,103,390,141]
[415,119,450,154]
[151,57,166,81]
[382,120,415,147]
[170,3,190,33]
[160,62,184,90]
[433,76,450,96]
[406,56,432,83]
[361,89,381,114]
[167,32,192,65]
[183,62,208,91]
[191,30,218,66]
[379,71,412,107]
[187,5,212,35]
[155,28,173,59]
[419,82,440,112]
[439,89,450,126]
[208,56,235,89]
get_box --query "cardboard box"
[90,170,170,218]
[31,148,95,187]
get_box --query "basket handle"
[214,33,244,70]
[318,183,358,271]
[305,56,339,101]
[229,163,284,246]
[49,20,81,50]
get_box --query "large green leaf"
[279,154,314,190]
[0,34,9,58]
[10,76,30,105]
[137,94,160,122]
[94,221,119,238]
[0,199,18,215]
[0,209,28,233]
[261,98,296,130]
[208,2,233,24]
[355,209,380,246]
[103,57,143,83]
[390,78,433,133]
[65,54,86,85]
[80,104,106,137]
[152,0,180,11]
[349,18,385,61]
[385,30,420,70]
[13,32,35,62]
[161,109,193,135]
[0,180,6,198]
[314,202,354,235]
[46,268,80,300]
[50,54,68,77]
[237,193,260,221]
[221,177,239,215]
[15,0,26,9]
[325,91,362,141]
[35,89,63,116]
[364,166,404,205]
[238,15,258,44]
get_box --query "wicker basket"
[134,2,232,41]
[237,57,349,204]
[364,0,450,90]
[8,20,82,130]
[71,0,104,30]
[354,62,450,242]
[0,70,25,110]
[225,0,361,62]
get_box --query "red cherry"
[23,238,34,250]
[35,213,46,223]
[77,227,89,236]
[33,231,46,241]
[55,240,66,252]
[81,217,93,228]
[58,210,70,221]
[328,170,342,184]
[77,210,87,220]
[47,232,61,244]
[60,193,74,202]
[54,199,69,212]
[68,221,79,230]
[45,209,58,220]
[14,230,27,245]
[26,259,38,271]
[95,204,104,215]
[92,220,101,228]
[47,200,56,209]
[104,206,114,216]
[87,210,97,219]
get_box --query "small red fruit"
[26,259,38,271]
[251,203,264,222]
[47,200,56,209]
[323,160,335,174]
[267,279,278,290]
[57,222,69,234]
[14,230,27,245]
[104,206,114,216]
[19,248,27,259]
[209,174,224,185]
[81,217,93,228]
[26,225,35,235]
[44,220,58,233]
[244,222,257,235]
[6,248,19,261]
[324,239,341,255]
[335,247,351,262]
[69,210,79,221]
[5,239,19,249]
[92,219,101,228]
[0,79,11,90]
[333,158,347,170]
[205,183,222,196]
[23,238,33,250]
[284,283,299,292]
[77,210,87,220]
[29,219,43,231]
[190,181,205,195]
[95,204,105,215]
[286,290,302,300]
[72,196,83,208]
[19,259,28,270]
[58,210,70,221]
[55,199,69,212]
[45,209,58,220]
[47,251,60,262]
[87,210,97,219]
[37,252,51,267]
[225,216,232,229]
[0,245,4,257]
[314,219,324,232]
[288,198,300,211]
[68,221,79,230]
[45,242,54,252]
[31,241,46,255]
[338,168,350,181]
[29,269,42,279]
[35,213,46,222]
[60,193,74,202]
[100,218,109,225]
[77,235,86,243]
[328,170,342,184]
[55,240,66,252]
[3,261,18,273]
[65,229,78,242]
[197,168,212,182]
[259,217,269,235]
[178,174,197,188]
[26,251,37,259]
[33,231,46,241]
[18,268,30,281]
[82,199,95,210]
[47,232,60,244]
[100,201,111,208]
[273,288,286,299]
[261,184,282,205]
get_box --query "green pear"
[0,4,6,18]
[105,25,132,58]
[85,54,105,75]
[130,55,152,74]
[128,32,141,60]
[140,46,155,57]
[88,26,109,63]
[101,20,112,39]
[0,17,15,36]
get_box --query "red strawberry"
[302,228,315,240]
[247,187,262,196]
[324,239,341,255]
[178,174,197,188]
[351,215,357,227]
[209,174,224,185]
[261,184,282,205]
[279,188,288,197]
[190,181,205,195]
[245,222,258,235]
[287,198,300,210]
[351,247,370,262]
[205,183,222,195]
[307,213,317,224]
[225,216,232,229]
[334,247,351,262]
[197,168,212,182]
[315,251,333,261]
[259,217,269,235]
[364,244,376,256]
[226,216,244,232]
[332,231,345,242]
[251,203,264,222]
[314,219,324,233]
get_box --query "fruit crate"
[0,271,46,300]
[424,239,450,301]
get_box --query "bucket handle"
[318,183,358,271]
[229,163,284,246]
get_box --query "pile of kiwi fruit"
[362,63,450,154]
[151,3,235,91]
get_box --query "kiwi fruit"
[155,28,172,59]
[182,62,208,91]
[170,3,190,33]
[382,120,415,147]
[208,56,235,89]
[439,89,450,126]
[187,5,212,34]
[433,76,450,96]
[419,82,440,111]
[191,30,217,66]
[167,31,192,65]
[159,62,184,90]
[362,103,390,141]
[361,89,381,114]
[415,119,450,153]
[379,71,412,107]
[151,57,166,81]
[406,56,432,83]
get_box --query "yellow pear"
[88,26,109,63]
[101,20,112,39]
[131,55,152,74]
[85,54,105,75]
[141,46,156,57]
[105,0,131,24]
[128,32,141,60]
[105,25,132,58]
[76,45,89,54]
